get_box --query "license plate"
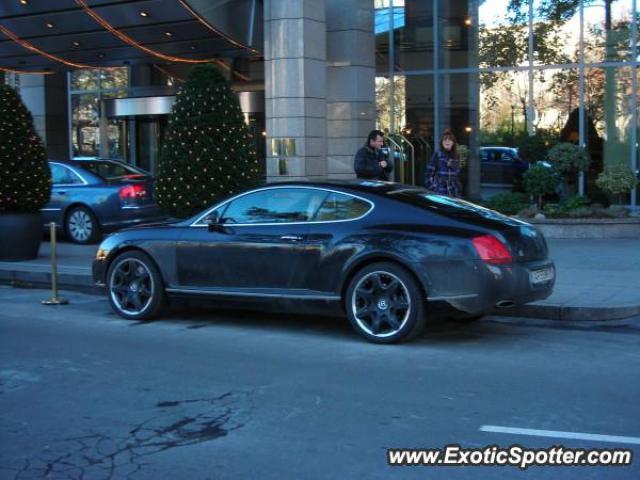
[530,267,554,284]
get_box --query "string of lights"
[75,0,215,64]
[0,66,54,75]
[176,0,259,54]
[73,0,250,80]
[0,24,119,70]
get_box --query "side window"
[222,188,328,224]
[314,192,371,221]
[50,164,83,185]
[480,150,488,161]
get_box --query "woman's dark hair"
[367,129,385,143]
[439,129,458,158]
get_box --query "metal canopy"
[0,0,261,73]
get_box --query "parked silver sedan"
[43,159,166,244]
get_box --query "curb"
[494,303,640,322]
[2,265,639,323]
[0,265,103,295]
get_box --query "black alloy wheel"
[106,251,165,320]
[65,205,100,244]
[346,262,426,343]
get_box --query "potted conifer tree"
[0,84,51,260]
[156,64,261,219]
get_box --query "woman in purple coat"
[424,129,462,197]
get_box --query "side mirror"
[207,212,223,232]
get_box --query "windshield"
[78,160,150,181]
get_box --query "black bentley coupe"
[93,181,555,343]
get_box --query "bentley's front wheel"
[106,251,165,320]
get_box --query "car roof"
[258,179,416,196]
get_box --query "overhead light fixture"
[190,45,197,50]
[464,17,472,26]
[464,126,473,133]
[72,41,80,47]
[97,53,106,58]
[19,0,28,5]
[46,22,55,29]
[139,11,149,17]
[164,31,173,37]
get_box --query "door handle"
[56,190,67,195]
[280,235,303,242]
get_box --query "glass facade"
[375,0,639,205]
[69,67,129,159]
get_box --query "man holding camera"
[354,129,394,181]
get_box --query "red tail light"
[472,235,512,264]
[118,183,147,201]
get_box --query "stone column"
[325,0,375,179]
[264,0,327,181]
[17,73,70,160]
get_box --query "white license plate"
[530,267,554,284]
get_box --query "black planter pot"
[0,212,43,261]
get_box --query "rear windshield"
[387,188,524,226]
[78,161,149,181]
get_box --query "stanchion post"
[42,222,69,306]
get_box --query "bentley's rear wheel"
[346,262,426,343]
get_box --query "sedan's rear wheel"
[65,206,100,244]
[107,251,165,320]
[346,262,426,343]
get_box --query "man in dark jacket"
[354,129,393,181]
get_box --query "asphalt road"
[1,286,639,480]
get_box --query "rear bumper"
[100,205,166,232]
[425,259,555,316]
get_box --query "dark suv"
[480,146,529,186]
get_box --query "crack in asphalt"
[4,391,252,480]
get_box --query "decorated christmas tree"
[0,83,51,213]
[156,64,261,218]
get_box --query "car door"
[43,163,86,226]
[176,187,328,291]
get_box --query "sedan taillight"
[472,235,512,265]
[119,184,147,201]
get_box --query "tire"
[106,250,165,320]
[345,262,426,344]
[65,206,100,244]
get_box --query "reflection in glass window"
[79,160,148,181]
[223,189,328,224]
[100,67,129,90]
[71,94,100,157]
[314,192,371,221]
[50,164,83,185]
[70,70,99,91]
[70,68,129,159]
[479,0,528,68]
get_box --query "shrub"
[0,84,51,213]
[523,163,560,208]
[156,64,262,218]
[517,133,548,164]
[547,142,590,175]
[485,192,529,215]
[560,193,590,210]
[595,164,638,195]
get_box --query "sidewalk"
[0,239,638,322]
